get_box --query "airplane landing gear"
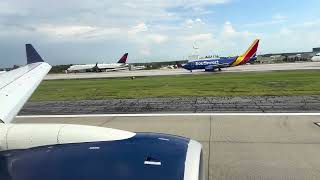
[218,68,222,71]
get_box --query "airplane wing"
[0,45,51,123]
[0,45,205,180]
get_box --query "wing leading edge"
[0,45,51,123]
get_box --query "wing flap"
[0,62,51,123]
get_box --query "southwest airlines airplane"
[183,39,260,72]
[0,45,204,180]
[67,53,129,73]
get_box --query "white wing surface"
[0,45,51,123]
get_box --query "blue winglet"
[26,44,44,64]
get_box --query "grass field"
[30,70,320,101]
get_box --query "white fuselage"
[98,63,127,69]
[68,63,128,72]
[311,53,320,62]
[68,64,96,71]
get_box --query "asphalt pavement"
[21,96,320,115]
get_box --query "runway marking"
[17,113,320,118]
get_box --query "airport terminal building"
[258,47,320,63]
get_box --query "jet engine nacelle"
[311,56,320,62]
[0,124,204,180]
[0,124,135,151]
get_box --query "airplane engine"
[205,65,216,72]
[311,56,320,62]
[0,124,204,180]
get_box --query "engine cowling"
[0,124,204,180]
[0,124,135,151]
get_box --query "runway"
[45,62,320,80]
[15,114,320,180]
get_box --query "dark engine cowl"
[0,133,204,180]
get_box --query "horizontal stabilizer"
[26,44,44,64]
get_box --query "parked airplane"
[0,45,204,180]
[67,53,129,73]
[183,39,260,72]
[311,53,320,62]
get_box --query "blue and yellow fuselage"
[183,39,260,72]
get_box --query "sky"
[0,0,320,67]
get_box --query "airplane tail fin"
[242,39,259,56]
[232,39,259,66]
[92,62,101,72]
[26,44,44,64]
[118,53,128,63]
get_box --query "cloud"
[185,19,194,25]
[294,21,320,28]
[0,2,28,16]
[146,34,168,44]
[244,14,288,27]
[258,23,320,54]
[37,25,95,37]
[185,18,205,28]
[139,49,151,56]
[0,0,319,67]
[34,22,153,41]
[181,0,229,8]
[222,21,236,34]
[128,23,148,34]
[221,21,255,39]
[279,27,292,35]
[195,18,204,23]
[35,25,124,41]
[183,33,213,42]
[272,14,287,21]
[122,2,138,9]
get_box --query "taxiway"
[45,62,320,80]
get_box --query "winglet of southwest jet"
[26,44,45,64]
[232,39,260,66]
[118,53,128,63]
